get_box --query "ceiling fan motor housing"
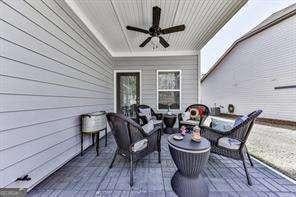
[149,26,161,37]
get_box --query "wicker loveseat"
[200,110,262,185]
[106,113,162,186]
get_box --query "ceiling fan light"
[151,36,159,44]
[150,36,159,50]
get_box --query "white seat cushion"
[151,116,157,120]
[142,121,154,133]
[180,120,199,126]
[218,137,241,150]
[132,139,148,152]
[151,119,162,125]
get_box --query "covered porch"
[1,0,296,196]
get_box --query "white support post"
[197,51,201,103]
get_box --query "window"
[157,70,181,110]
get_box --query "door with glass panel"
[116,72,140,117]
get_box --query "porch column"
[197,51,201,103]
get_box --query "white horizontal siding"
[115,55,199,113]
[201,15,296,121]
[0,0,114,189]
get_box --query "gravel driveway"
[247,123,296,180]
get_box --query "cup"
[192,126,201,141]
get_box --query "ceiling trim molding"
[65,0,114,56]
[113,50,199,57]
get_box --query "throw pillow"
[203,116,212,127]
[198,107,206,118]
[190,108,199,120]
[183,111,190,121]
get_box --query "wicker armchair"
[200,110,262,186]
[106,113,161,187]
[178,104,210,129]
[136,105,163,125]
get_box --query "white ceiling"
[66,0,247,57]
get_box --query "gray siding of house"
[0,0,113,189]
[114,55,199,113]
[201,15,296,122]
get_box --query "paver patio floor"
[28,134,296,197]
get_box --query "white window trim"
[157,70,182,111]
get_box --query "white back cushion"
[139,108,152,120]
[183,111,190,121]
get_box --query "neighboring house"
[201,4,296,122]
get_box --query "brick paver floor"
[28,134,296,197]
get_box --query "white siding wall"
[201,15,296,122]
[0,0,114,189]
[115,55,199,113]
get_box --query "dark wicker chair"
[200,110,262,186]
[136,105,163,125]
[106,113,161,187]
[178,104,210,129]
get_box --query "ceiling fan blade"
[153,6,161,27]
[126,26,149,34]
[159,36,169,48]
[139,37,152,47]
[161,24,185,34]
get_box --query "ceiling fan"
[126,6,185,48]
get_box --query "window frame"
[156,70,182,111]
